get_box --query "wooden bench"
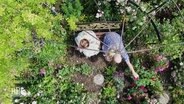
[76,21,122,39]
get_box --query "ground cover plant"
[0,0,184,103]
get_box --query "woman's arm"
[126,60,139,79]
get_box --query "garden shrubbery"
[0,0,184,103]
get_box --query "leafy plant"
[80,63,92,75]
[170,56,184,87]
[61,0,83,30]
[129,58,163,95]
[105,65,117,76]
[100,86,118,104]
[113,71,125,92]
[136,69,163,93]
[169,86,184,104]
[0,0,66,102]
[158,17,184,59]
[15,63,95,103]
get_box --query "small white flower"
[20,87,27,96]
[37,92,40,96]
[180,62,183,66]
[117,0,120,3]
[96,13,100,18]
[151,11,156,16]
[125,7,132,13]
[117,94,120,98]
[14,99,19,103]
[134,0,141,4]
[51,7,55,11]
[27,91,31,96]
[120,9,124,14]
[96,10,104,18]
[97,9,101,12]
[99,13,103,17]
[143,16,147,21]
[32,101,37,104]
[132,26,137,30]
[141,5,147,11]
[115,2,119,5]
[97,2,101,6]
[138,22,143,26]
[117,0,125,3]
[38,84,41,88]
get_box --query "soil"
[72,73,102,92]
[66,47,108,92]
[67,47,108,71]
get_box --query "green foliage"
[131,58,163,94]
[136,69,163,93]
[99,66,119,104]
[99,1,121,21]
[61,0,83,30]
[105,65,117,76]
[169,86,184,104]
[170,56,184,87]
[36,41,67,65]
[0,0,66,102]
[158,17,184,59]
[79,63,92,75]
[100,86,118,104]
[58,63,92,77]
[1,0,184,103]
[15,64,94,103]
[102,86,117,98]
[66,15,78,30]
[113,74,125,92]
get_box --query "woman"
[75,30,100,58]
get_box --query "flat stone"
[158,92,170,104]
[93,74,104,86]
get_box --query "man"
[75,30,100,57]
[102,32,139,79]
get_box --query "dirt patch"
[72,73,102,92]
[67,47,107,92]
[66,47,108,71]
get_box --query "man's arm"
[126,60,139,79]
[120,45,139,79]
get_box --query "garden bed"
[1,0,184,104]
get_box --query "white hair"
[113,53,122,63]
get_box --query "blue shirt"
[102,32,129,62]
